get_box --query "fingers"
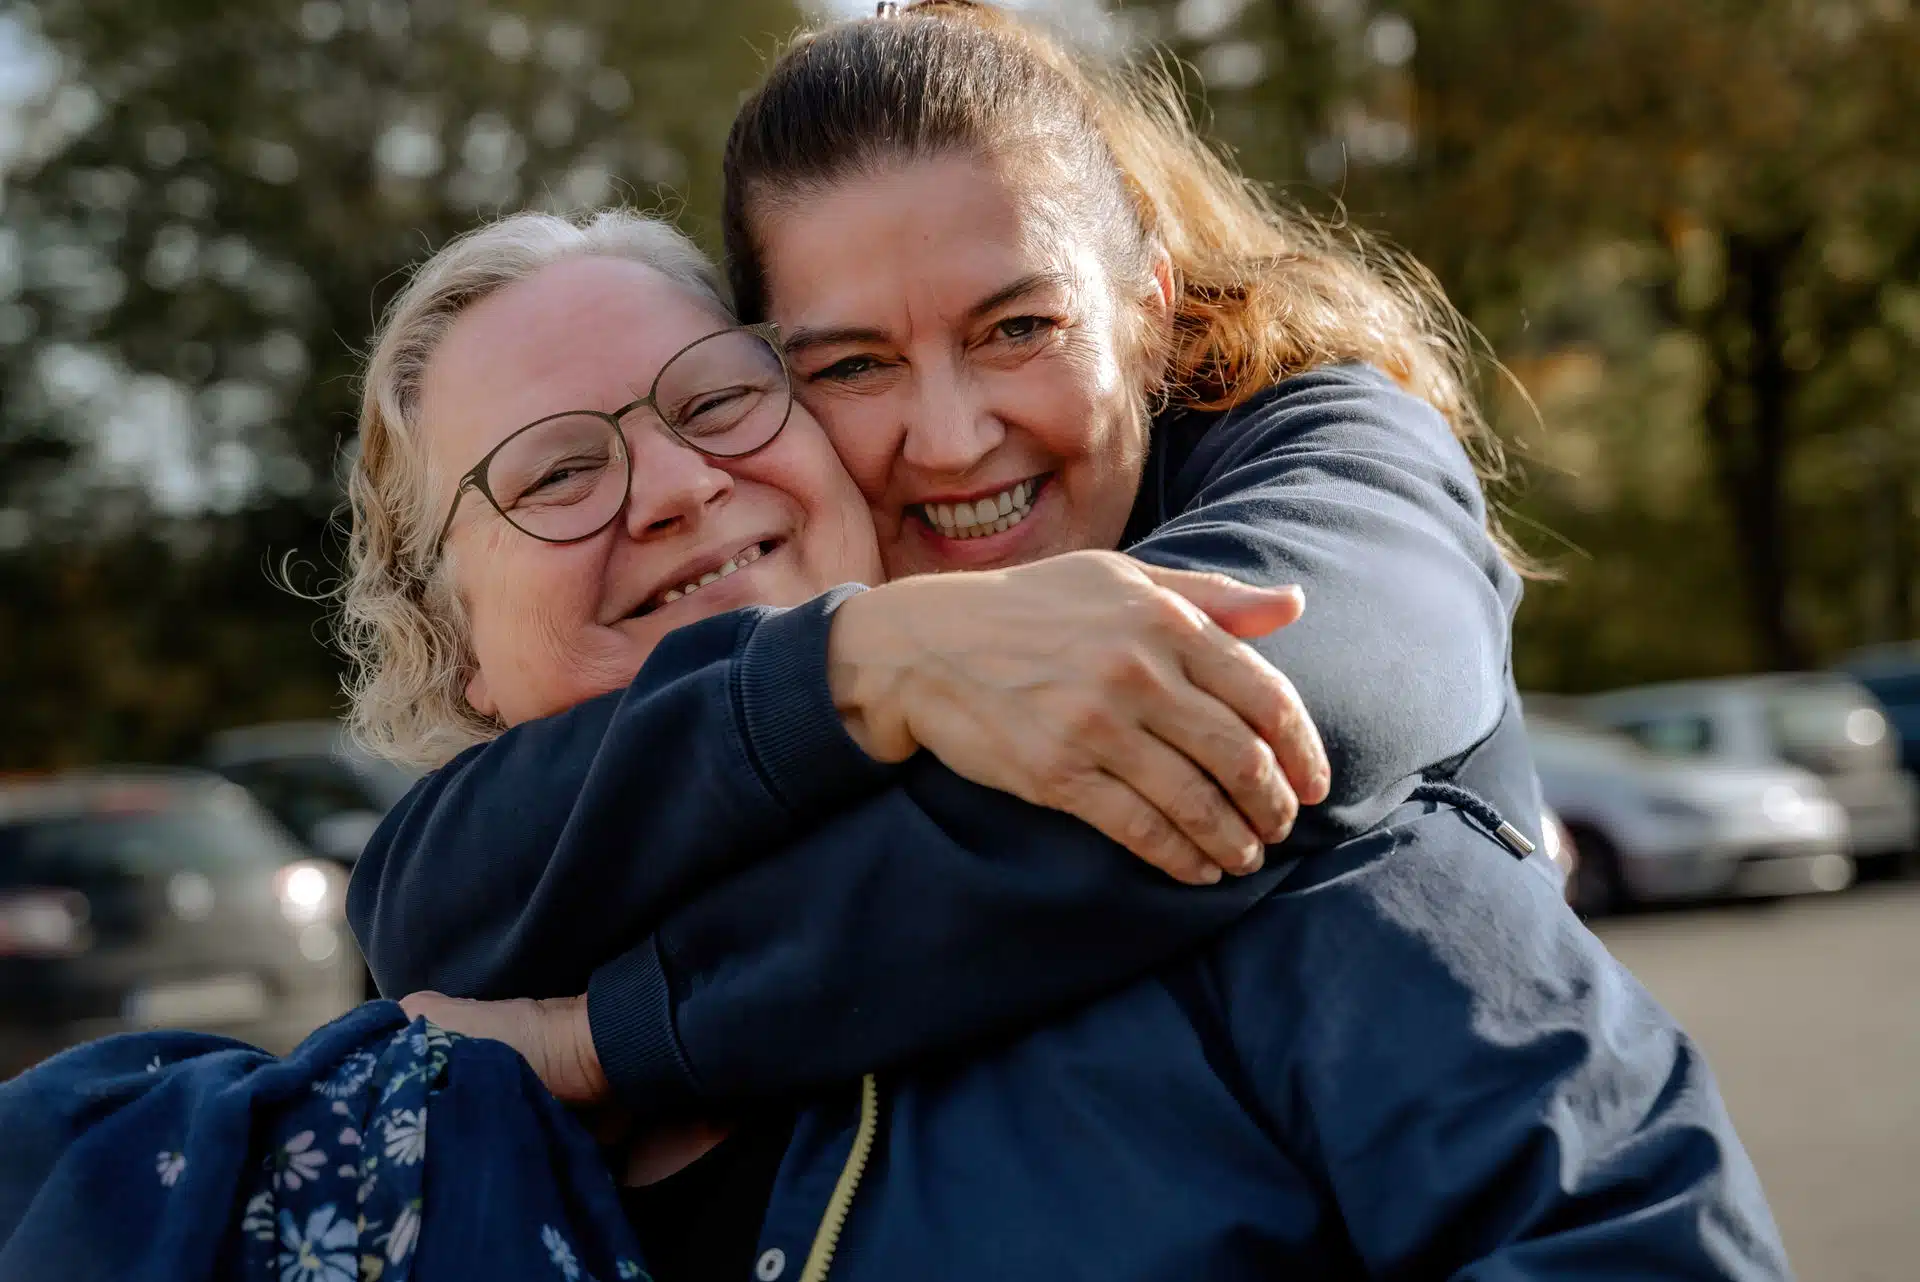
[397,991,607,1105]
[1136,681,1298,848]
[399,990,455,1023]
[1044,769,1224,885]
[1135,562,1305,638]
[1172,615,1331,810]
[1099,725,1271,874]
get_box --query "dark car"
[204,721,418,871]
[1843,643,1920,776]
[0,769,358,1077]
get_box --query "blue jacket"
[746,804,1789,1280]
[349,366,1534,1107]
[0,1003,647,1282]
[340,367,1787,1274]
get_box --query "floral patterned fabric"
[0,1001,650,1282]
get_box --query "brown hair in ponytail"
[723,0,1500,476]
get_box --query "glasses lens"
[653,330,792,458]
[486,413,628,542]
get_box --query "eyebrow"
[781,270,1076,356]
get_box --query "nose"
[900,359,1005,477]
[620,424,733,540]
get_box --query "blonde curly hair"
[337,210,727,768]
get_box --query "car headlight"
[273,860,342,926]
[1761,784,1810,825]
[0,889,91,959]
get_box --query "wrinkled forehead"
[755,152,1108,332]
[417,256,732,477]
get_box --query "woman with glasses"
[341,4,1788,1279]
[0,210,1314,1282]
[4,175,1782,1282]
[334,200,1779,1280]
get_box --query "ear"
[1132,242,1177,391]
[465,666,499,720]
[1145,243,1175,322]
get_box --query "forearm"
[1127,374,1516,836]
[347,589,894,999]
[586,761,1305,1113]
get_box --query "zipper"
[798,1073,880,1282]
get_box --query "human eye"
[494,428,615,509]
[992,315,1059,343]
[806,354,889,385]
[511,456,606,505]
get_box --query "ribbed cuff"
[586,937,700,1118]
[734,584,902,819]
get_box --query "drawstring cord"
[1408,781,1536,859]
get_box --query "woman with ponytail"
[347,5,1788,1278]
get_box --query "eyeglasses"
[429,323,792,560]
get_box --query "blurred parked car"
[1582,674,1918,875]
[1841,643,1920,776]
[205,721,417,871]
[1525,713,1852,915]
[0,769,358,1077]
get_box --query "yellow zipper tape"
[798,1074,881,1282]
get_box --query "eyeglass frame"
[428,321,791,561]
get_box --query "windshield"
[1527,718,1654,770]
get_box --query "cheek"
[734,438,885,585]
[794,387,897,504]
[794,468,886,584]
[462,545,607,699]
[1006,344,1131,464]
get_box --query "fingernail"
[1200,865,1223,884]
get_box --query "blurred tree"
[0,0,803,765]
[1125,0,1920,681]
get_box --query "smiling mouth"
[912,475,1048,541]
[630,539,783,617]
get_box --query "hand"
[398,991,608,1106]
[827,550,1331,885]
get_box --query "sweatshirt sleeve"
[347,587,900,1000]
[1219,807,1792,1281]
[1123,364,1517,842]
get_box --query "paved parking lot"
[1596,882,1920,1282]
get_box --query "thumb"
[1136,564,1305,638]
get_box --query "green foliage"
[4,0,1916,764]
[1127,0,1920,682]
[0,0,804,764]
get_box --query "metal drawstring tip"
[1494,821,1537,857]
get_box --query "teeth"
[918,480,1038,540]
[651,541,771,609]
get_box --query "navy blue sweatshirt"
[349,365,1524,1110]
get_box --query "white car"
[1525,713,1852,914]
[1582,673,1918,871]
